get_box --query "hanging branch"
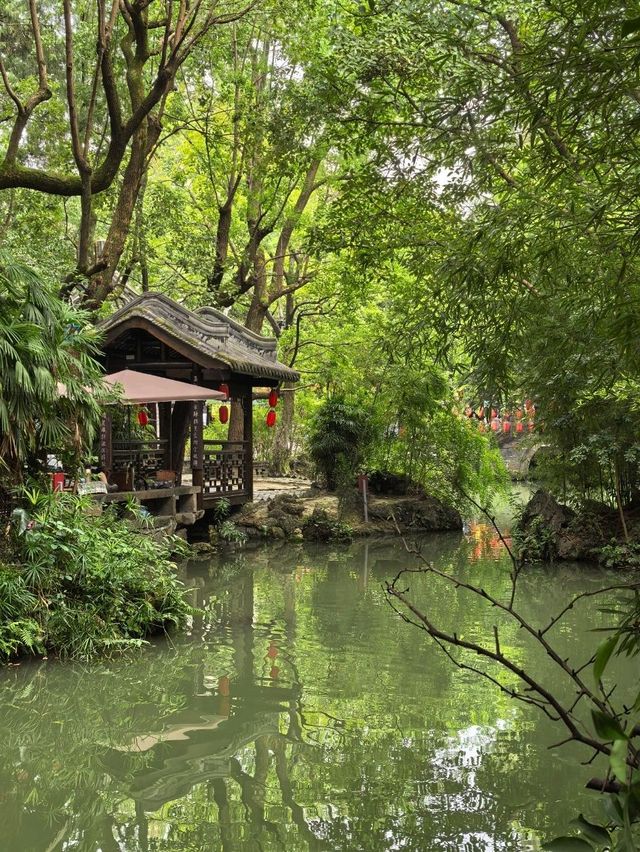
[385,510,640,787]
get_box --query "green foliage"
[211,496,232,524]
[0,254,105,480]
[301,508,353,543]
[512,513,557,563]
[598,541,640,570]
[307,396,375,491]
[0,489,190,660]
[217,518,248,544]
[209,496,248,544]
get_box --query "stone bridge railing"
[498,436,550,479]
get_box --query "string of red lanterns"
[214,382,230,425]
[463,400,537,434]
[209,385,280,428]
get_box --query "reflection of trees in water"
[0,543,611,851]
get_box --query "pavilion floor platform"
[97,485,203,527]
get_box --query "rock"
[236,481,461,540]
[516,489,613,562]
[191,541,215,554]
[267,525,286,540]
[367,495,462,532]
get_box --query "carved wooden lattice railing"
[112,439,168,480]
[202,441,250,497]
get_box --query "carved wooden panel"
[203,446,247,495]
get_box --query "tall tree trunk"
[209,198,234,297]
[272,382,295,474]
[82,117,160,309]
[227,250,268,442]
[272,294,296,474]
[244,247,269,333]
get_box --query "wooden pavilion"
[98,292,299,512]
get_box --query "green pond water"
[0,525,630,851]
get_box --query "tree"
[0,0,255,308]
[306,0,640,509]
[386,519,640,851]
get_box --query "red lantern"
[515,408,523,420]
[491,408,498,419]
[502,419,511,433]
[219,405,229,424]
[528,419,535,432]
[268,389,279,408]
[266,409,276,428]
[137,410,149,426]
[516,420,524,433]
[218,383,230,400]
[490,418,500,432]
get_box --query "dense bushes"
[305,383,507,508]
[0,254,107,480]
[0,490,191,660]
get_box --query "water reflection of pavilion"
[100,564,320,850]
[104,689,297,812]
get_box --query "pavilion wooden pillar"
[170,401,191,483]
[191,401,204,509]
[243,388,253,501]
[158,402,172,470]
[99,413,112,476]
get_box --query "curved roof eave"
[99,292,300,384]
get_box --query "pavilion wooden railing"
[112,439,169,485]
[202,440,250,499]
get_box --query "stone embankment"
[236,489,462,542]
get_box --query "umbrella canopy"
[104,370,226,404]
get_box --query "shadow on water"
[0,526,627,851]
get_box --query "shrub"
[307,397,375,491]
[302,508,353,543]
[210,496,247,544]
[0,489,191,660]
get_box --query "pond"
[0,525,627,851]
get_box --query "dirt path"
[253,476,313,501]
